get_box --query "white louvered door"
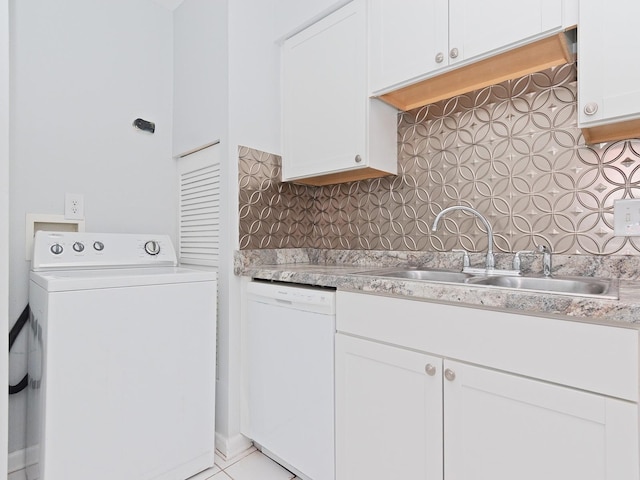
[177,143,220,267]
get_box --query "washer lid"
[30,266,217,292]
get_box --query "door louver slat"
[178,145,221,267]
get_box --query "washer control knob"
[144,240,161,256]
[72,242,85,253]
[50,243,63,255]
[93,241,104,252]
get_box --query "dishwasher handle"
[246,280,336,314]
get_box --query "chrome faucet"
[431,206,495,271]
[538,245,552,277]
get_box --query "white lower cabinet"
[335,291,640,480]
[335,334,443,479]
[444,360,638,480]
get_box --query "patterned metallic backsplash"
[239,62,640,255]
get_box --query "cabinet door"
[449,0,563,65]
[443,360,639,480]
[369,0,448,93]
[578,0,640,126]
[282,0,367,181]
[335,334,443,480]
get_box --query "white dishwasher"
[244,280,336,480]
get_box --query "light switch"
[614,199,640,236]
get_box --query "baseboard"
[214,432,253,461]
[8,448,25,473]
[11,437,254,475]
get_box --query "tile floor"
[7,446,300,480]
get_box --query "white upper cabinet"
[578,0,640,142]
[370,0,566,95]
[448,0,563,65]
[369,0,448,93]
[282,0,397,186]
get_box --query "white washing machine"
[26,231,217,480]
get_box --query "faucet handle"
[537,244,553,277]
[512,250,535,271]
[452,249,470,268]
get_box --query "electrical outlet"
[614,199,640,236]
[64,193,85,220]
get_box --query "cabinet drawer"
[337,291,639,401]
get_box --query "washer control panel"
[32,232,177,271]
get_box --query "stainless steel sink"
[466,275,619,299]
[352,267,619,299]
[352,268,472,284]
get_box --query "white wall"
[273,0,351,39]
[1,0,9,476]
[212,0,348,459]
[216,0,283,456]
[173,0,227,156]
[8,0,175,456]
[171,0,238,455]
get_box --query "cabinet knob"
[584,102,599,116]
[425,364,436,376]
[435,52,444,64]
[354,154,362,163]
[444,368,456,381]
[449,48,459,59]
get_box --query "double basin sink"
[352,267,619,299]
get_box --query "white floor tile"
[212,472,233,479]
[187,465,221,479]
[210,465,222,475]
[224,451,295,480]
[214,446,257,470]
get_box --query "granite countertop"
[235,249,640,329]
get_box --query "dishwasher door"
[244,280,336,480]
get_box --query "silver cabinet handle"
[444,368,456,381]
[354,154,362,163]
[425,364,436,376]
[435,52,444,63]
[449,48,459,59]
[584,102,599,116]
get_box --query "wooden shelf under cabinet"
[582,118,640,145]
[377,32,573,112]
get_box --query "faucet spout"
[432,206,495,270]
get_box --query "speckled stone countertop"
[235,249,640,328]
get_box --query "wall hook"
[133,118,155,134]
